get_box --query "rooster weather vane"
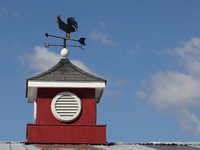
[45,15,86,52]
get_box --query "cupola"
[26,58,107,144]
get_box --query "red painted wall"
[36,88,96,125]
[26,124,107,144]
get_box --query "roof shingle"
[27,58,106,82]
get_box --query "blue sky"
[1,0,200,143]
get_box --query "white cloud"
[89,22,118,47]
[106,76,126,87]
[128,44,141,55]
[19,46,60,71]
[104,89,121,102]
[70,59,93,74]
[136,91,149,99]
[0,7,20,17]
[19,46,93,74]
[90,29,115,46]
[0,7,8,13]
[104,89,119,97]
[99,21,106,30]
[177,108,200,136]
[149,71,200,109]
[139,37,200,136]
[168,37,200,78]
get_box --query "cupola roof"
[26,58,106,103]
[26,58,106,82]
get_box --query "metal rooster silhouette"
[56,15,78,40]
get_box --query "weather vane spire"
[44,15,86,58]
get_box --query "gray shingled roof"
[27,58,107,82]
[26,58,106,98]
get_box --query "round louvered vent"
[51,92,82,122]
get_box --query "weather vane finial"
[44,15,86,58]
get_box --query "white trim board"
[27,80,106,103]
[28,81,106,88]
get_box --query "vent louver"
[51,92,82,122]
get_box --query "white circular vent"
[51,92,82,122]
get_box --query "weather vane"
[44,15,86,57]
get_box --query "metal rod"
[49,45,63,47]
[45,33,81,42]
[45,33,65,39]
[44,42,83,49]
